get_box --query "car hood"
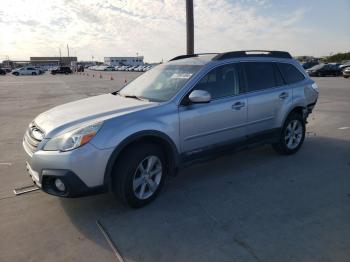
[34,93,156,138]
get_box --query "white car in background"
[103,66,115,71]
[12,67,40,76]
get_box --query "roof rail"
[212,50,292,60]
[169,53,219,61]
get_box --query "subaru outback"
[23,50,318,208]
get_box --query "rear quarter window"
[277,63,305,84]
[243,62,282,92]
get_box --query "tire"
[112,143,166,208]
[272,112,305,155]
[13,72,19,76]
[344,76,349,78]
[32,72,37,75]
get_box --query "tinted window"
[277,63,305,84]
[243,62,281,92]
[193,64,240,99]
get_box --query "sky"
[0,0,349,62]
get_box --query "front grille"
[23,122,44,153]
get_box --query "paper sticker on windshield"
[171,73,193,79]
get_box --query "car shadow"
[60,135,350,261]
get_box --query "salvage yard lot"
[0,72,349,262]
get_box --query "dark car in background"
[51,66,72,75]
[0,68,6,75]
[306,63,342,77]
[302,61,319,70]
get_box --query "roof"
[168,50,293,65]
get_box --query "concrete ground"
[0,71,349,262]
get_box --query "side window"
[243,62,280,92]
[277,63,305,84]
[193,64,240,100]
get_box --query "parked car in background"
[22,50,318,208]
[144,65,152,71]
[0,68,6,75]
[12,67,40,76]
[76,65,84,72]
[306,63,342,77]
[343,67,350,78]
[51,66,72,75]
[35,67,45,74]
[3,67,12,73]
[339,63,350,71]
[104,66,115,71]
[301,61,319,70]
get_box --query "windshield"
[119,64,202,102]
[309,64,325,70]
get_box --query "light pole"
[186,0,194,55]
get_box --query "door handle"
[232,101,245,110]
[279,92,289,99]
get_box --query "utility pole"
[59,48,62,66]
[186,0,194,55]
[67,44,70,58]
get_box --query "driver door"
[179,63,247,155]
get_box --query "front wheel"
[112,143,166,208]
[272,113,305,155]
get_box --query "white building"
[104,56,144,66]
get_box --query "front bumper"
[23,141,113,197]
[41,169,106,197]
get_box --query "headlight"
[43,122,103,151]
[311,83,319,93]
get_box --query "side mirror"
[188,90,211,103]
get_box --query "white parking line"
[0,162,12,166]
[338,127,350,130]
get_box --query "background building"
[30,57,77,68]
[104,56,144,66]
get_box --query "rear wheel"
[112,143,166,208]
[272,112,305,155]
[32,72,37,75]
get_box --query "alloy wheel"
[285,120,303,150]
[132,155,162,200]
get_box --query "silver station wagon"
[23,50,318,208]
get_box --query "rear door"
[242,61,291,136]
[179,63,247,154]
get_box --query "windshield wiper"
[119,93,150,102]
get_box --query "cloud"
[0,0,347,62]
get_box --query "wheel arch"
[282,105,308,126]
[103,130,180,189]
